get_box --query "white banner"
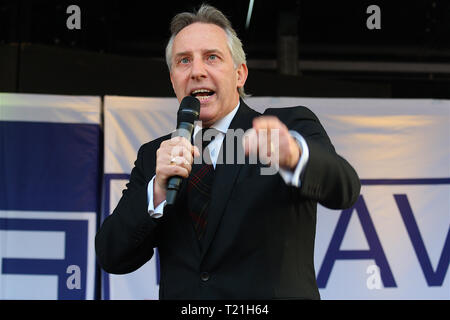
[103,96,449,300]
[102,96,179,300]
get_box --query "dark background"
[1,0,449,98]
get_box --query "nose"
[190,58,207,80]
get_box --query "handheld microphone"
[166,96,200,205]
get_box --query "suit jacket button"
[201,272,210,282]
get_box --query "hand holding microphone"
[154,96,201,206]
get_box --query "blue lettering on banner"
[0,218,88,299]
[0,120,100,299]
[317,195,396,288]
[394,194,449,286]
[317,178,450,289]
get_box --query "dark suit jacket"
[95,100,361,299]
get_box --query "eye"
[179,57,190,64]
[208,54,218,61]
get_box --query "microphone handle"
[166,122,195,205]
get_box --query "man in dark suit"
[95,5,361,299]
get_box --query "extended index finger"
[252,116,284,131]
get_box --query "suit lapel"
[200,100,260,257]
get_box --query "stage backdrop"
[0,93,100,299]
[103,96,449,300]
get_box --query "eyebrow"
[203,49,224,56]
[173,51,191,59]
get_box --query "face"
[170,23,248,127]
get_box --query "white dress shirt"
[147,102,310,218]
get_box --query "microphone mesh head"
[178,96,200,124]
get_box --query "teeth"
[191,89,213,95]
[197,95,210,101]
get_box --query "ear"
[236,63,248,89]
[169,71,175,91]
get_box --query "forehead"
[172,22,229,54]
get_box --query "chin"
[199,107,215,119]
[199,116,214,126]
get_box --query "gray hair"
[165,4,248,98]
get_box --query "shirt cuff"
[147,176,166,218]
[278,130,310,188]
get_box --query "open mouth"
[190,89,215,103]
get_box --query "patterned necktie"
[187,128,218,241]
